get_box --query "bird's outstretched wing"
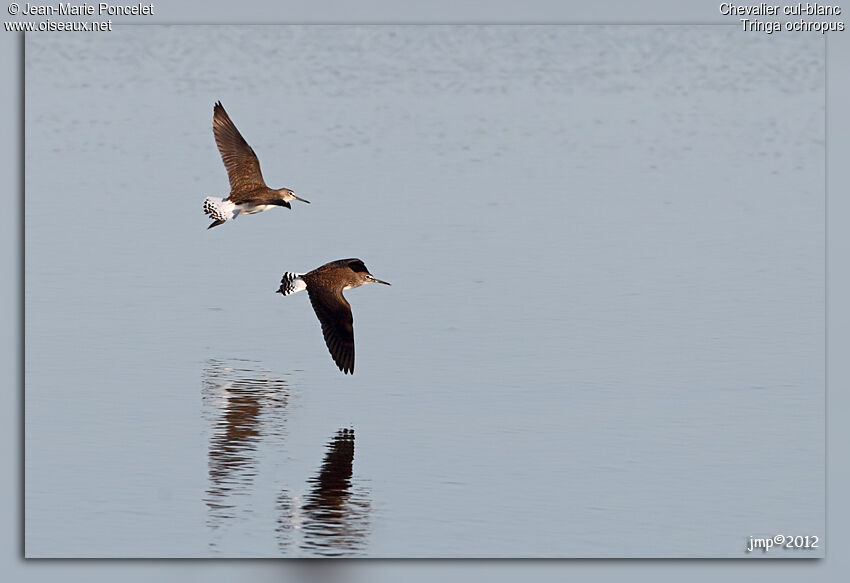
[213,101,267,193]
[307,287,355,374]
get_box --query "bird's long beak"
[373,277,391,286]
[293,194,310,204]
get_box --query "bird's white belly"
[238,204,275,215]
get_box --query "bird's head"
[348,259,391,288]
[276,188,310,206]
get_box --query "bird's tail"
[277,272,307,296]
[203,197,237,228]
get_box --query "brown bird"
[277,259,390,374]
[203,101,309,229]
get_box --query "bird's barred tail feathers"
[203,197,237,228]
[277,272,307,296]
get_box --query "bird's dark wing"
[213,102,267,193]
[307,287,355,374]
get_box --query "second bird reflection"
[277,428,371,556]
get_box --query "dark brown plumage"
[213,101,268,196]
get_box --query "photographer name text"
[18,2,153,16]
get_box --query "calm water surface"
[25,26,824,557]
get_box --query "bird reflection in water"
[277,428,371,556]
[202,358,289,550]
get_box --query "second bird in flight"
[277,259,391,375]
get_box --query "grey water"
[24,26,824,557]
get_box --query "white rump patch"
[278,272,307,296]
[203,197,238,222]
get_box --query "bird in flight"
[203,101,309,229]
[277,259,390,374]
